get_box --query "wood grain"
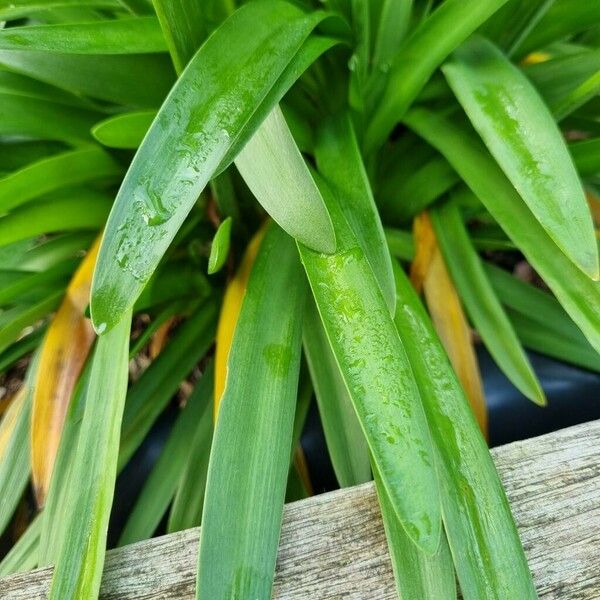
[1,419,598,599]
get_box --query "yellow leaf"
[521,51,551,65]
[410,212,437,293]
[214,225,267,421]
[30,236,101,507]
[414,213,488,437]
[149,317,175,359]
[0,388,27,460]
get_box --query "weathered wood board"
[1,419,598,599]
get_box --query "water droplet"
[96,322,107,335]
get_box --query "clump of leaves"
[0,0,599,598]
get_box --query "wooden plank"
[1,419,599,599]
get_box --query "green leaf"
[0,293,62,354]
[90,0,326,333]
[0,140,65,171]
[552,69,600,121]
[16,233,95,272]
[0,515,41,577]
[0,16,167,54]
[0,328,45,374]
[373,464,456,600]
[91,110,155,149]
[371,0,413,76]
[119,362,214,546]
[392,262,536,598]
[0,51,175,108]
[0,0,119,21]
[235,105,336,253]
[485,263,600,372]
[403,107,600,355]
[364,0,508,153]
[151,0,229,72]
[197,224,307,599]
[481,0,554,56]
[303,300,370,487]
[298,177,440,554]
[315,113,395,311]
[523,49,600,119]
[39,361,91,566]
[0,354,39,537]
[0,94,99,143]
[0,190,111,248]
[517,0,600,57]
[431,200,545,405]
[0,69,96,108]
[118,301,216,468]
[443,36,598,278]
[385,227,415,262]
[167,392,213,533]
[208,217,232,275]
[0,147,121,213]
[381,156,459,223]
[47,311,131,600]
[0,260,74,306]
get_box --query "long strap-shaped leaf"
[152,0,229,73]
[90,0,328,333]
[118,362,214,546]
[31,236,100,507]
[392,262,536,599]
[118,301,216,469]
[314,113,395,312]
[364,0,508,153]
[373,462,456,600]
[0,147,121,213]
[214,227,265,419]
[298,178,441,554]
[197,223,306,599]
[404,107,600,355]
[235,105,335,254]
[443,36,598,279]
[0,16,167,54]
[0,353,38,538]
[303,300,370,488]
[413,213,488,436]
[431,201,545,406]
[47,311,131,600]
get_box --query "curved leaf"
[298,178,441,554]
[392,262,536,599]
[364,0,508,153]
[0,50,175,108]
[404,107,600,355]
[0,147,121,213]
[443,36,598,278]
[207,216,232,275]
[91,110,154,149]
[31,236,100,507]
[90,0,326,333]
[0,16,167,54]
[235,105,335,253]
[315,113,395,311]
[47,311,131,600]
[0,191,111,248]
[431,201,545,405]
